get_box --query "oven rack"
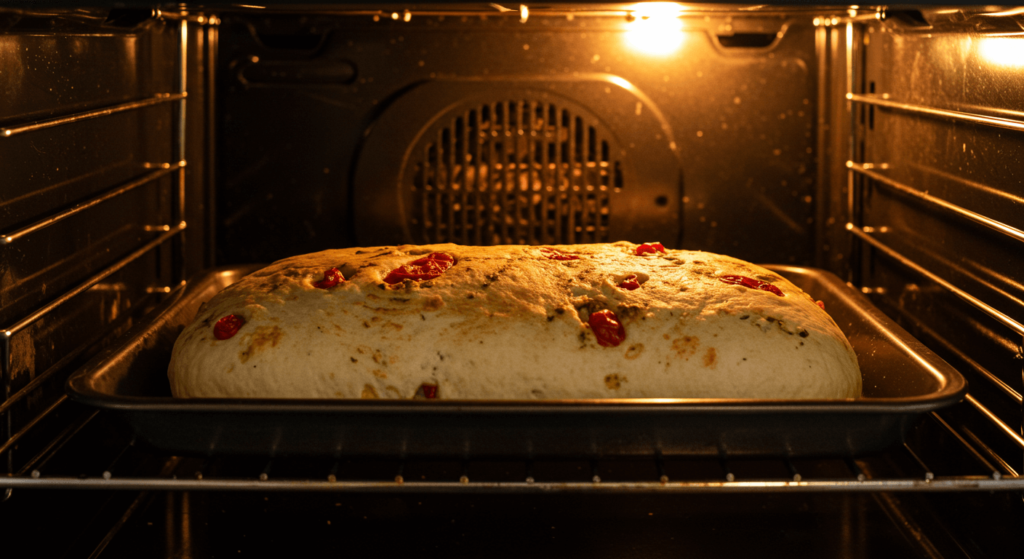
[0,13,200,503]
[2,406,1022,495]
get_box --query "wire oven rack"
[837,12,1024,497]
[2,402,1022,494]
[0,11,206,502]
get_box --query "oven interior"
[1,3,1022,557]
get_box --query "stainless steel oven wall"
[214,10,823,266]
[0,8,214,544]
[846,9,1024,471]
[833,8,1024,549]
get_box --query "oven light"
[978,37,1024,67]
[625,2,686,56]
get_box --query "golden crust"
[168,242,861,400]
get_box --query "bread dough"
[168,242,861,400]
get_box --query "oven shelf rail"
[2,407,1022,495]
[1,18,193,503]
[5,475,1023,494]
[841,20,1024,508]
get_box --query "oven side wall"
[0,12,214,555]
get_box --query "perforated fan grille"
[410,101,623,245]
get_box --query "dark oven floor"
[88,490,980,558]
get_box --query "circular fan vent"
[352,79,679,247]
[408,100,623,245]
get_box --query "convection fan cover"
[353,76,681,247]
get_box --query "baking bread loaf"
[168,242,861,400]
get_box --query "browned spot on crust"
[604,373,627,390]
[703,347,718,369]
[385,385,402,398]
[372,370,387,379]
[372,350,384,364]
[672,336,700,359]
[617,304,644,321]
[424,295,445,311]
[383,321,403,332]
[361,384,379,399]
[624,344,645,360]
[356,346,370,354]
[238,325,284,364]
[329,372,335,379]
[663,333,670,340]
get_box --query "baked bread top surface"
[168,242,861,400]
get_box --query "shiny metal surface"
[963,394,1024,449]
[0,94,186,138]
[847,93,1024,133]
[218,12,820,264]
[0,164,181,245]
[2,5,1023,558]
[176,20,189,285]
[1,14,213,514]
[846,16,1024,514]
[846,224,1024,337]
[4,475,1023,493]
[1,411,1021,494]
[66,264,967,459]
[847,161,1024,244]
[2,222,185,338]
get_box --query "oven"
[1,3,1022,557]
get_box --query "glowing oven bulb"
[625,3,685,56]
[978,37,1024,68]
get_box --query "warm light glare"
[978,37,1024,67]
[625,3,685,56]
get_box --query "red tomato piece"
[383,252,455,284]
[313,267,345,289]
[213,314,244,340]
[618,274,641,291]
[635,242,666,256]
[588,309,626,347]
[719,275,785,297]
[540,247,580,261]
[816,300,826,310]
[420,383,439,399]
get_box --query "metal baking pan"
[67,264,967,459]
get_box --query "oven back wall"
[216,13,820,265]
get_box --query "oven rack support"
[2,411,1024,489]
[2,406,1022,495]
[840,16,1024,495]
[845,162,1024,245]
[0,93,187,139]
[5,476,1023,494]
[0,17,192,502]
[846,93,1024,134]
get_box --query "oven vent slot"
[410,101,621,246]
